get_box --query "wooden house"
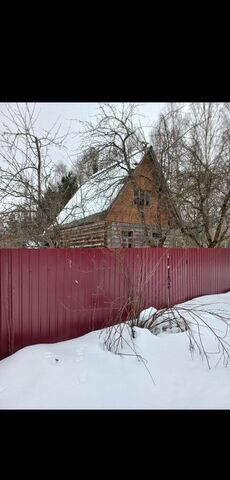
[55,147,177,248]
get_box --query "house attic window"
[134,189,151,207]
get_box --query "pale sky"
[24,102,165,129]
[0,102,166,169]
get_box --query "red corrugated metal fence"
[1,247,230,360]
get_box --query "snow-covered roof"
[57,163,132,225]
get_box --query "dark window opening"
[145,192,151,206]
[121,230,133,248]
[152,231,161,246]
[134,190,151,207]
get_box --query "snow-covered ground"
[1,292,230,409]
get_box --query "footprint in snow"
[45,353,61,365]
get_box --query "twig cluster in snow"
[103,300,230,370]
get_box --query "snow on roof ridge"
[56,150,147,226]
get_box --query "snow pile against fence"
[1,291,230,409]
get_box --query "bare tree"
[0,103,70,246]
[151,102,230,247]
[71,103,172,246]
[53,161,68,183]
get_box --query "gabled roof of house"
[56,151,144,227]
[56,146,177,228]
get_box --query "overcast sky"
[0,102,166,169]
